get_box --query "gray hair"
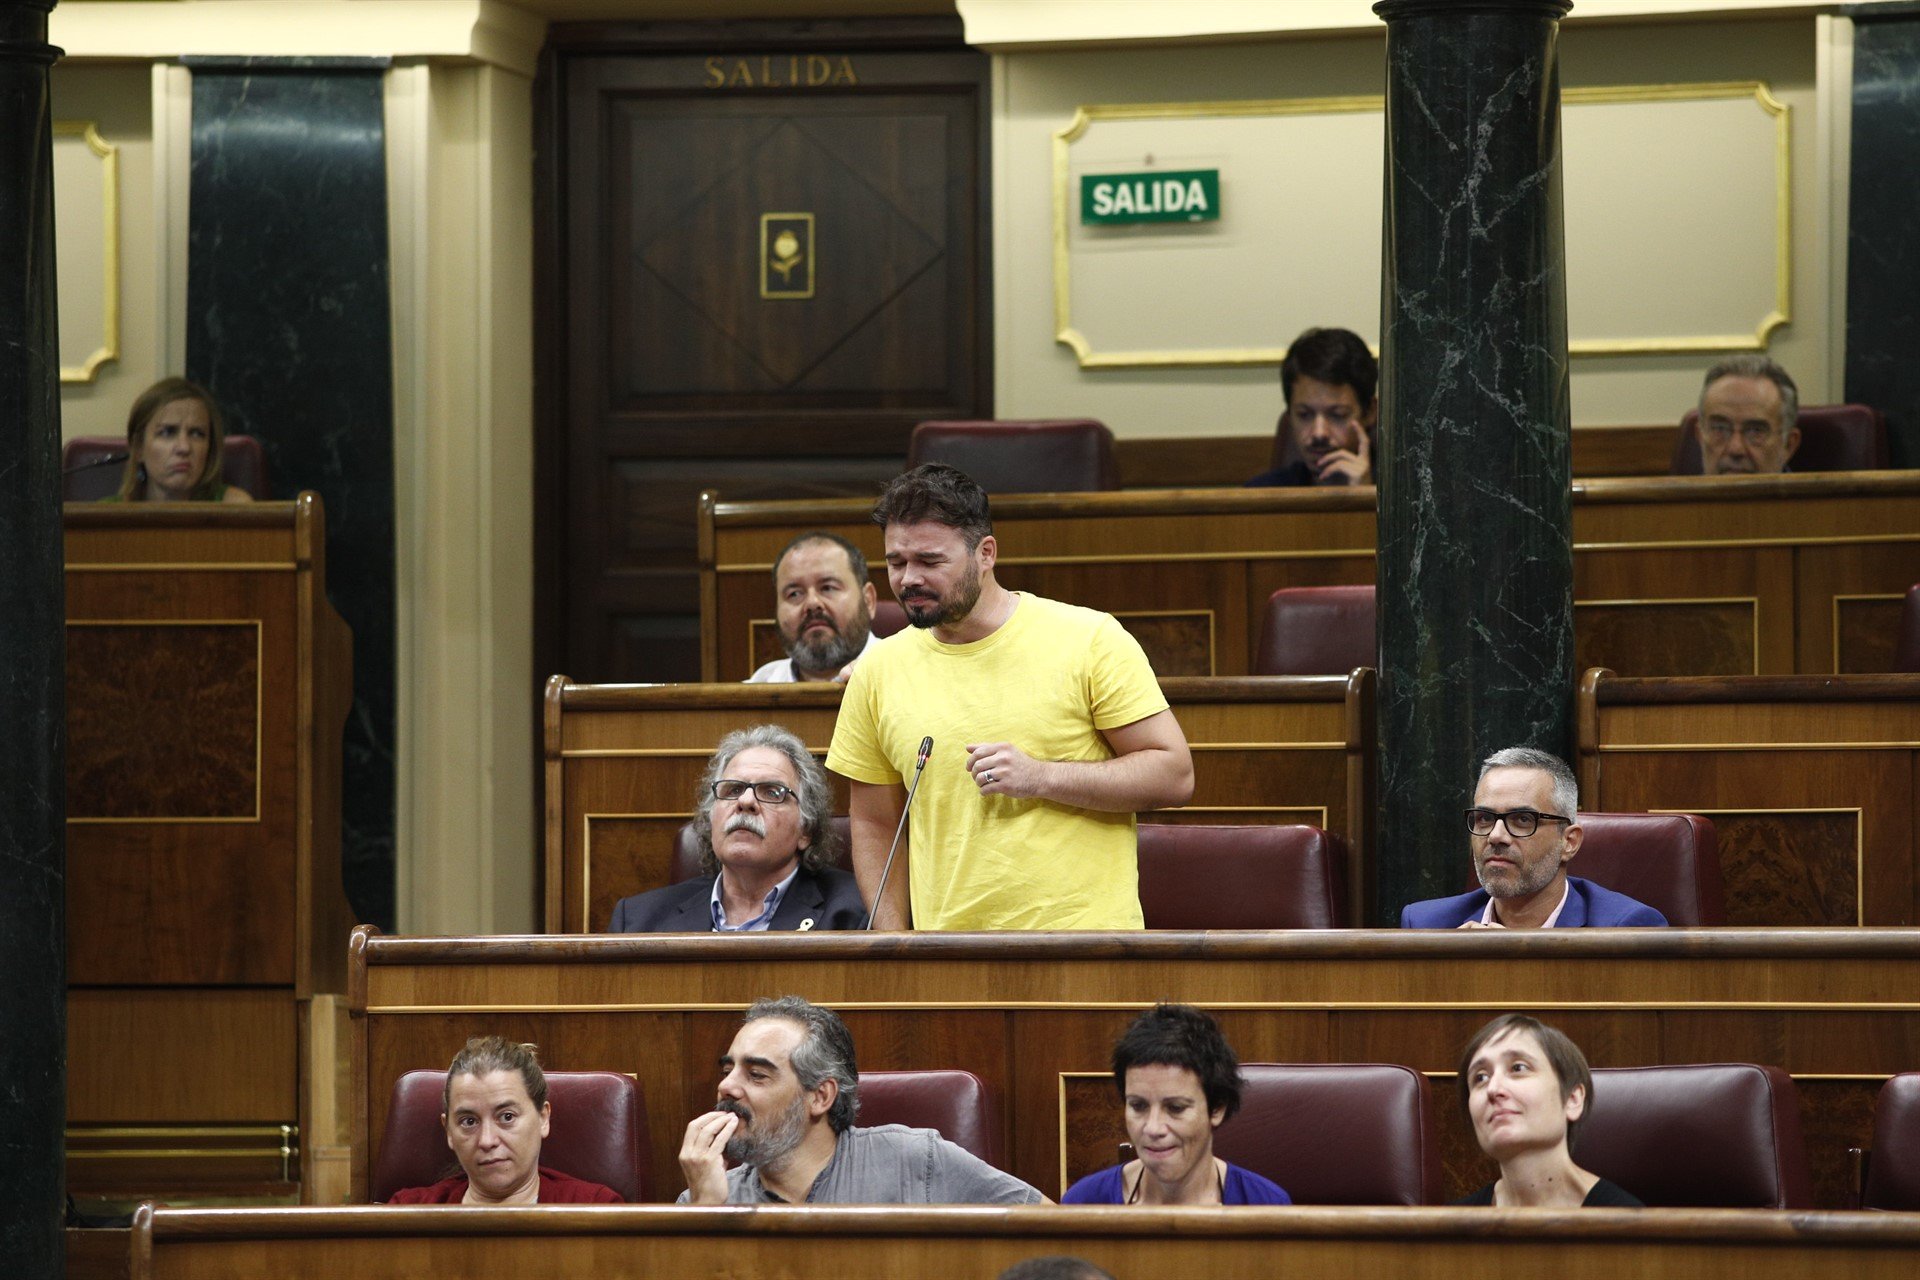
[694,724,835,876]
[744,996,860,1133]
[1479,746,1578,821]
[1700,354,1798,432]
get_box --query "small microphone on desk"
[63,451,129,475]
[867,736,932,931]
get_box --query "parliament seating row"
[62,433,275,501]
[894,406,1891,496]
[551,670,1920,928]
[350,929,1920,1209]
[366,1058,1862,1210]
[702,475,1920,681]
[665,812,1714,930]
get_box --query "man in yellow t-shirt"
[826,464,1194,930]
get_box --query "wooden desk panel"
[1578,673,1920,926]
[701,475,1920,681]
[120,1205,1920,1280]
[64,499,356,1200]
[543,675,1373,934]
[350,931,1920,1210]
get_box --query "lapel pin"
[798,918,815,931]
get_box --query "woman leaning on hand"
[1062,1004,1290,1206]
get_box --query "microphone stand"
[866,737,932,930]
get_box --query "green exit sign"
[1080,169,1221,225]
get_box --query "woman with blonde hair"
[111,377,252,503]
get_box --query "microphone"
[866,736,932,931]
[63,451,129,475]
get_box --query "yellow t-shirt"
[827,592,1169,930]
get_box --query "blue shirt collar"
[709,863,802,932]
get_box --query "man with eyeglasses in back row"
[1696,354,1801,475]
[607,724,869,932]
[1400,747,1668,929]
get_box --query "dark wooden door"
[538,24,990,682]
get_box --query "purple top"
[1062,1161,1292,1205]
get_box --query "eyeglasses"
[1702,420,1780,446]
[1464,808,1572,838]
[712,779,796,804]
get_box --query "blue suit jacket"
[606,865,869,932]
[1399,876,1668,929]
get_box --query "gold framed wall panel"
[1051,82,1789,368]
[54,119,120,383]
[1831,592,1907,675]
[1653,806,1865,926]
[1573,595,1761,677]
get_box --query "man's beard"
[900,557,982,629]
[1476,838,1564,900]
[719,1094,809,1172]
[782,609,871,675]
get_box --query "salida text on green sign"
[1080,169,1221,225]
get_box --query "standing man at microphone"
[827,464,1193,930]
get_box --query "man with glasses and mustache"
[829,464,1194,931]
[1695,354,1801,476]
[606,725,867,932]
[677,996,1045,1204]
[1400,747,1667,929]
[747,532,883,683]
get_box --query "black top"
[1244,459,1315,488]
[1455,1176,1644,1207]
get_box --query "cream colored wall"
[54,2,545,937]
[50,63,157,442]
[387,61,538,936]
[993,15,1837,438]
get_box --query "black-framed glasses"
[712,779,796,804]
[1464,807,1572,838]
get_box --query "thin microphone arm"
[866,736,932,931]
[63,451,129,476]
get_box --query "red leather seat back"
[1897,585,1920,674]
[370,1069,650,1203]
[1568,812,1724,926]
[1210,1064,1443,1204]
[1255,585,1374,676]
[671,816,852,884]
[62,433,271,500]
[1863,1073,1920,1209]
[872,600,909,638]
[907,420,1118,493]
[1671,404,1886,474]
[858,1069,1004,1168]
[1578,1064,1813,1207]
[1136,824,1347,928]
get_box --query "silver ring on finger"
[984,772,994,783]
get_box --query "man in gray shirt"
[677,995,1044,1205]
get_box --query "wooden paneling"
[540,26,990,683]
[701,475,1920,682]
[120,1204,1920,1280]
[543,676,1370,934]
[350,930,1920,1210]
[1578,673,1920,925]
[64,499,356,1199]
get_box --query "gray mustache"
[725,812,766,837]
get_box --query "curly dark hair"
[870,463,992,549]
[1110,1004,1243,1120]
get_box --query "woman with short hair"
[1456,1013,1642,1207]
[1062,1004,1290,1206]
[385,1036,623,1204]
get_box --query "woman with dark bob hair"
[1062,1004,1290,1205]
[1456,1014,1642,1207]
[111,377,252,504]
[385,1036,623,1204]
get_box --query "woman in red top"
[385,1036,623,1205]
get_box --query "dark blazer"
[1399,876,1668,929]
[606,865,869,933]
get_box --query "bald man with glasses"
[1399,747,1668,929]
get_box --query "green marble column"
[0,0,66,1270]
[1372,0,1574,923]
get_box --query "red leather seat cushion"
[1210,1064,1442,1204]
[1255,585,1374,676]
[858,1069,1004,1168]
[1137,824,1347,928]
[1864,1073,1920,1209]
[1671,404,1886,474]
[907,419,1118,493]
